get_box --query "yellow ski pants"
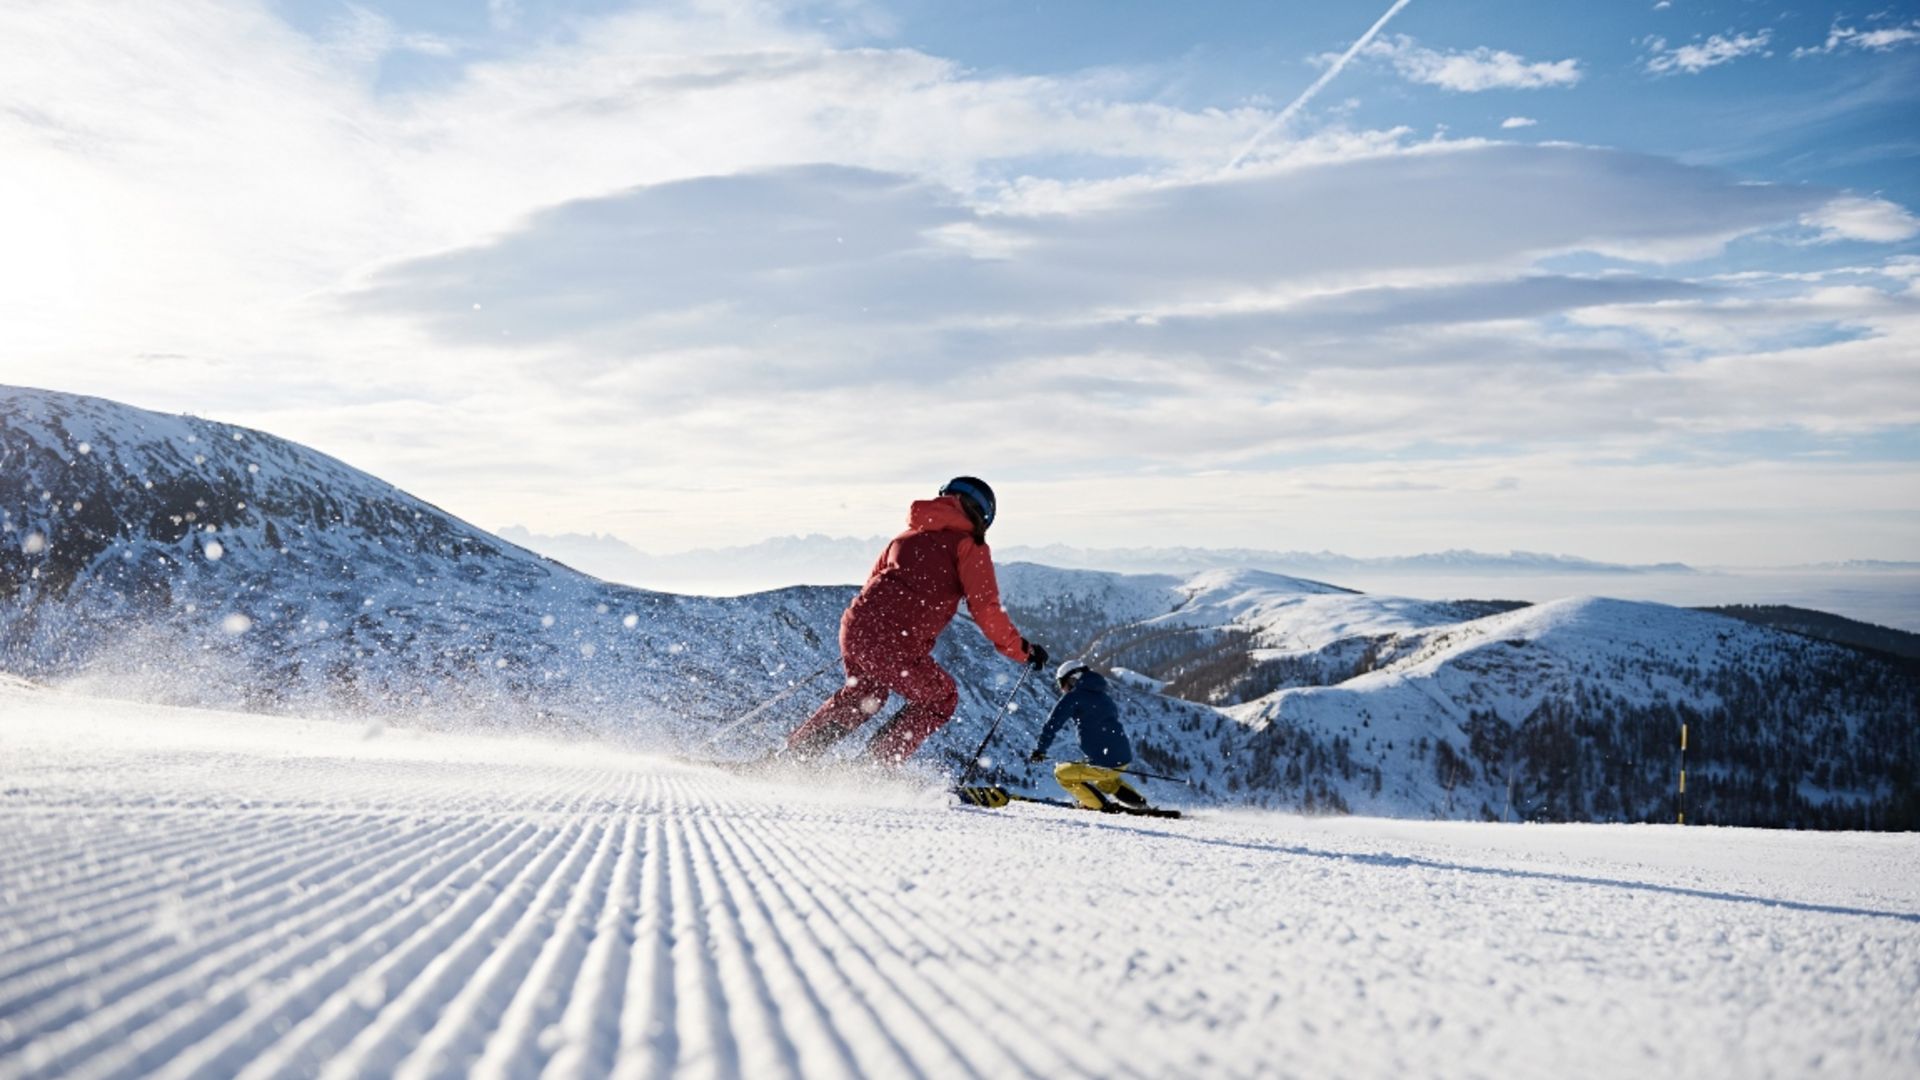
[1052,762,1142,811]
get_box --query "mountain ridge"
[6,385,1915,828]
[493,525,1703,593]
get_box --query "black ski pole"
[1044,759,1191,785]
[705,660,837,745]
[959,665,1037,785]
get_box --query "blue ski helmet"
[939,476,996,529]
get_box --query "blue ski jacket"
[1033,671,1132,768]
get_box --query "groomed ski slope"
[2,683,1916,1079]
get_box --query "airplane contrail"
[1226,0,1418,170]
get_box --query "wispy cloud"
[1,0,1915,562]
[1794,20,1920,58]
[1801,196,1920,243]
[1644,30,1773,75]
[352,146,1826,361]
[1359,35,1582,92]
[1501,116,1538,129]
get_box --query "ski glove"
[1028,749,1047,764]
[1024,640,1049,670]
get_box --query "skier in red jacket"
[786,477,1048,765]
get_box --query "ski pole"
[1045,759,1191,785]
[959,665,1037,785]
[705,660,837,745]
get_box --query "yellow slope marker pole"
[1677,722,1688,825]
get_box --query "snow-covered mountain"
[1232,596,1919,827]
[5,386,1914,828]
[1006,542,1695,576]
[492,526,883,594]
[0,388,1035,769]
[497,526,1698,595]
[998,563,1918,827]
[998,563,1519,704]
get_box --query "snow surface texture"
[3,681,1917,1080]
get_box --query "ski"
[952,785,1182,819]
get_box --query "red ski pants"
[786,646,959,765]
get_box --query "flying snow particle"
[669,642,685,655]
[77,442,91,455]
[247,464,259,474]
[540,614,556,628]
[623,614,639,629]
[222,613,253,635]
[495,658,509,668]
[204,541,225,561]
[194,455,206,466]
[596,603,609,615]
[232,432,244,441]
[579,643,598,659]
[22,532,47,555]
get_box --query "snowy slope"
[2,684,1916,1079]
[999,563,1509,703]
[0,387,1303,808]
[1234,597,1920,826]
[998,561,1919,828]
[5,386,1914,828]
[0,387,1054,769]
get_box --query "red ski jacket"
[841,495,1028,663]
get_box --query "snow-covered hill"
[0,388,1042,770]
[1234,597,1919,827]
[999,563,1516,704]
[4,386,1914,828]
[2,685,1915,1079]
[999,565,1919,827]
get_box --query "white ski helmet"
[1055,659,1092,690]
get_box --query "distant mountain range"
[6,386,1916,829]
[494,526,1700,595]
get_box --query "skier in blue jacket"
[1028,660,1150,811]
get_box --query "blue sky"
[2,0,1917,564]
